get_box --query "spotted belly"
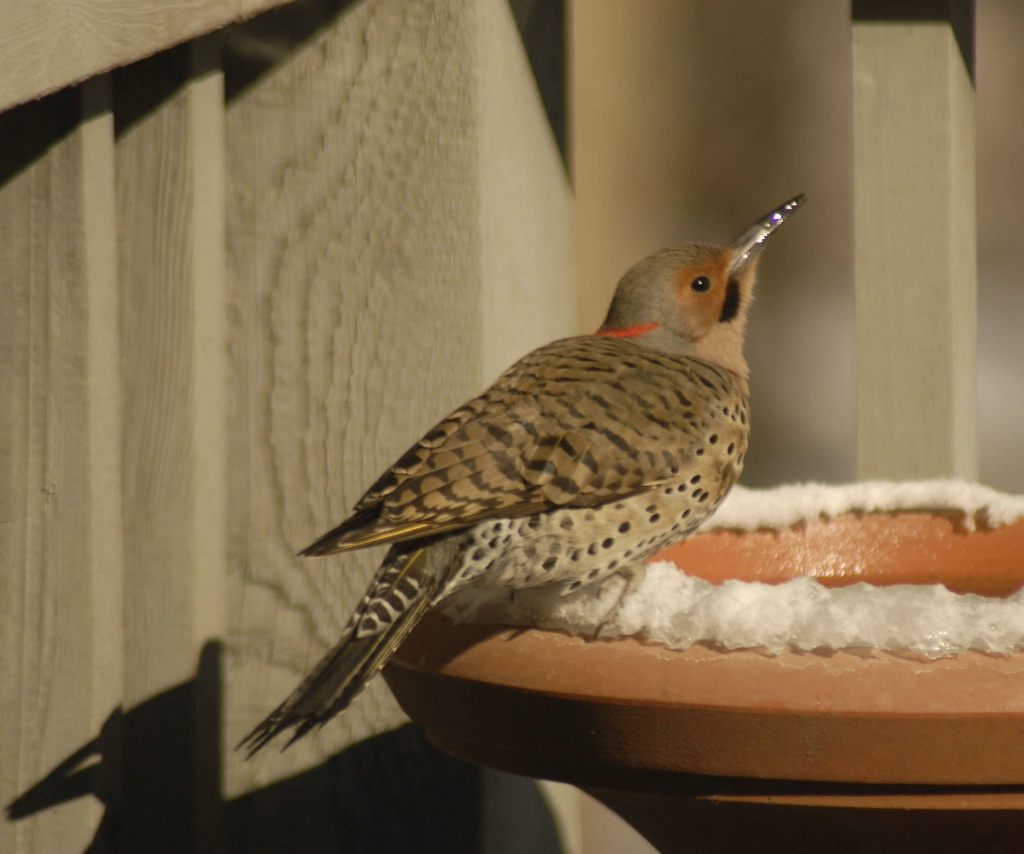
[438,470,734,600]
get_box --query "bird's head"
[598,195,805,388]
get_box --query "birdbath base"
[385,610,1024,851]
[385,503,1024,851]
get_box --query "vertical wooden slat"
[115,37,227,711]
[79,78,126,853]
[113,38,227,851]
[0,80,123,853]
[853,3,977,480]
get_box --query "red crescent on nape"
[596,322,659,338]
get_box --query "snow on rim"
[701,480,1024,532]
[443,481,1024,657]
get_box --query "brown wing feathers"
[301,337,718,558]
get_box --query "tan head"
[598,195,805,388]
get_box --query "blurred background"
[572,0,1023,493]
[572,5,1024,849]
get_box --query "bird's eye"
[691,275,711,293]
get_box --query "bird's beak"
[727,194,806,276]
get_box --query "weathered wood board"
[0,80,123,854]
[853,14,977,479]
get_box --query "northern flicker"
[241,194,805,755]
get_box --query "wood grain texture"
[116,38,227,712]
[853,20,977,479]
[0,0,294,113]
[113,40,228,851]
[0,80,123,854]
[223,0,572,804]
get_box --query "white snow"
[442,481,1024,657]
[701,480,1024,532]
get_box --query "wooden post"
[853,1,977,480]
[0,79,123,853]
[113,38,228,851]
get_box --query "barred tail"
[240,542,449,756]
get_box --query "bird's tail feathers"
[239,544,447,756]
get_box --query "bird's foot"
[593,565,646,640]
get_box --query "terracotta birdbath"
[384,487,1024,852]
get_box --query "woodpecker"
[241,194,805,754]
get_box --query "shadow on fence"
[6,642,499,853]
